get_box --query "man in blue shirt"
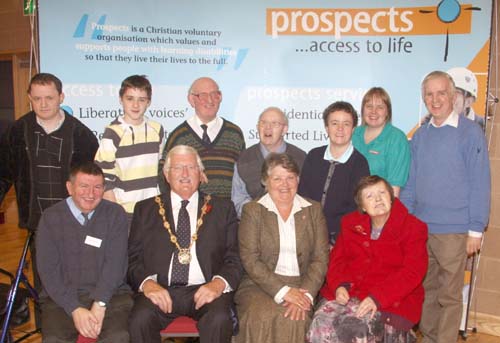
[401,71,491,343]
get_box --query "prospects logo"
[419,1,481,61]
[266,4,474,39]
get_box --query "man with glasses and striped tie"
[160,77,245,199]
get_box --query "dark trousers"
[129,285,234,343]
[40,292,133,343]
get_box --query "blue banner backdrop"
[39,0,493,150]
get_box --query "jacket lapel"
[195,192,210,280]
[294,206,308,269]
[264,206,280,251]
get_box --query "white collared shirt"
[167,191,206,286]
[258,193,314,303]
[323,142,354,163]
[429,111,459,128]
[187,115,223,141]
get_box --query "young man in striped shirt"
[95,75,164,221]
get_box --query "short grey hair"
[163,145,205,172]
[421,70,456,99]
[258,106,289,126]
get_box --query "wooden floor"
[1,190,499,343]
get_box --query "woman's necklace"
[371,224,384,240]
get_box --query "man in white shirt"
[129,145,243,343]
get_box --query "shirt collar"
[259,141,287,157]
[429,111,459,128]
[66,197,95,224]
[170,190,199,210]
[258,193,312,218]
[323,142,354,163]
[118,114,146,127]
[193,115,219,129]
[36,109,65,134]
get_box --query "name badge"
[368,150,380,155]
[85,235,102,248]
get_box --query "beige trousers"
[420,233,467,343]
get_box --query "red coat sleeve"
[324,218,356,298]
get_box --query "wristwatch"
[97,301,106,307]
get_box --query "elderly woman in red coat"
[307,175,428,343]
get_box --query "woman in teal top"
[352,87,410,197]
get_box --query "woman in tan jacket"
[235,153,329,343]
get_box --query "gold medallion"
[178,250,191,264]
[155,195,211,266]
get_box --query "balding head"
[187,77,222,123]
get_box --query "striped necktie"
[200,124,211,144]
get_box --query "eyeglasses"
[169,164,199,173]
[191,90,222,102]
[258,120,285,129]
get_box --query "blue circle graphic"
[437,0,461,23]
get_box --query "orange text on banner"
[266,5,473,38]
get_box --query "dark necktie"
[171,200,190,286]
[200,124,211,144]
[81,212,89,226]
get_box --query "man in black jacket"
[128,145,242,343]
[0,73,98,326]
